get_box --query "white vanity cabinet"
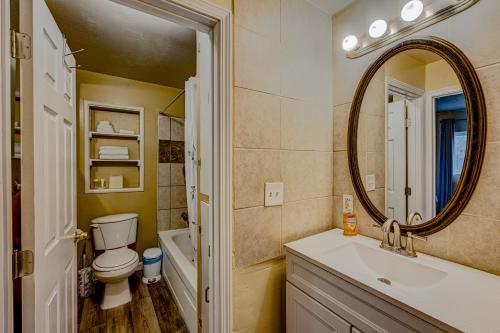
[287,282,351,333]
[285,251,458,333]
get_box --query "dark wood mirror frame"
[347,37,487,236]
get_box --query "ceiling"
[405,49,444,64]
[45,0,196,88]
[306,0,355,15]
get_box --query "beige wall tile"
[158,186,170,210]
[157,209,170,231]
[447,215,500,274]
[281,0,332,105]
[281,151,333,202]
[413,228,450,260]
[234,88,281,149]
[333,151,354,196]
[332,195,344,229]
[282,196,333,244]
[234,26,281,94]
[170,208,188,230]
[170,163,185,186]
[234,149,281,209]
[464,142,500,219]
[446,0,500,68]
[234,206,282,268]
[158,115,170,140]
[333,103,350,152]
[234,0,280,40]
[157,163,170,187]
[364,114,385,153]
[233,259,285,333]
[366,152,385,190]
[170,185,187,209]
[477,63,500,143]
[280,98,333,151]
[355,199,382,241]
[171,119,184,141]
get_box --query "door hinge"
[405,187,412,196]
[12,250,34,279]
[10,30,32,60]
[405,118,412,128]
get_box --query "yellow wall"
[385,52,426,90]
[425,59,460,91]
[76,70,184,257]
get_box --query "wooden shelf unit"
[84,100,144,193]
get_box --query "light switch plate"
[342,194,354,214]
[366,174,376,192]
[265,182,283,207]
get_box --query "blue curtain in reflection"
[436,119,455,213]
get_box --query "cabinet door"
[287,282,351,333]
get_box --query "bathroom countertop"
[285,229,500,333]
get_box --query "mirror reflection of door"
[358,49,467,225]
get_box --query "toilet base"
[101,278,132,310]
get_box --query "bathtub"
[158,228,196,333]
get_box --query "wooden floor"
[79,272,188,333]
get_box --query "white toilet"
[90,213,139,310]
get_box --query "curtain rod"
[161,89,185,115]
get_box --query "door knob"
[71,229,89,244]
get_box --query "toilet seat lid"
[93,248,138,272]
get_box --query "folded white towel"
[14,142,21,154]
[96,128,115,134]
[99,146,129,154]
[99,154,129,160]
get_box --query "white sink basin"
[285,229,500,333]
[320,242,447,288]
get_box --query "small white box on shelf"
[109,175,124,189]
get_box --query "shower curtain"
[184,77,198,262]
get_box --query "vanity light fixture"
[342,35,359,52]
[343,0,479,59]
[369,19,388,38]
[401,0,424,22]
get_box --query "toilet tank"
[91,213,138,250]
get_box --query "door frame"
[384,77,425,220]
[0,0,14,332]
[425,85,463,218]
[0,0,233,332]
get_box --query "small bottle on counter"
[343,212,358,236]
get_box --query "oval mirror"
[348,37,486,235]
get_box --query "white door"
[20,0,77,332]
[196,30,213,333]
[405,100,418,215]
[386,100,406,224]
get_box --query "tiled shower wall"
[157,115,188,232]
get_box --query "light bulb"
[401,0,423,22]
[342,35,359,52]
[369,19,388,38]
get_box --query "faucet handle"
[404,232,427,257]
[407,232,427,241]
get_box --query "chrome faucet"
[380,219,401,251]
[375,218,427,257]
[406,211,422,226]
